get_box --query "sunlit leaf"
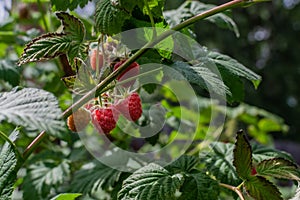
[118,163,184,200]
[256,158,300,181]
[0,87,65,137]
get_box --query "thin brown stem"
[219,183,245,200]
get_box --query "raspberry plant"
[0,0,299,200]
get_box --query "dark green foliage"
[51,0,92,11]
[244,176,283,200]
[0,59,20,87]
[0,130,21,199]
[233,130,252,180]
[95,0,130,35]
[69,161,124,194]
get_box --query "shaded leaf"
[51,0,91,11]
[256,158,300,181]
[166,155,199,173]
[70,161,124,194]
[207,51,261,89]
[95,0,131,35]
[233,130,252,180]
[244,176,283,200]
[199,142,241,187]
[118,163,184,200]
[0,129,21,199]
[0,87,65,137]
[0,59,20,87]
[23,160,71,199]
[171,61,230,96]
[179,173,220,200]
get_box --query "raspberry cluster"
[67,57,142,134]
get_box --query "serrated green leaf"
[164,1,239,37]
[0,129,21,199]
[23,160,70,199]
[0,87,66,137]
[95,0,130,35]
[166,155,199,173]
[233,130,252,180]
[0,59,20,87]
[207,51,261,89]
[179,173,220,200]
[244,176,283,200]
[252,143,294,164]
[18,33,70,65]
[50,193,82,200]
[70,161,124,194]
[171,61,230,96]
[56,12,85,42]
[256,158,300,181]
[51,0,91,11]
[118,163,184,200]
[199,142,241,188]
[18,12,87,68]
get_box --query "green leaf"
[178,173,220,200]
[207,51,261,89]
[252,143,294,164]
[17,33,70,66]
[0,87,66,137]
[50,193,82,200]
[164,1,239,37]
[199,142,241,187]
[18,12,87,68]
[244,176,283,200]
[23,160,71,199]
[233,130,252,180]
[141,0,165,19]
[95,0,131,35]
[258,118,282,132]
[0,59,20,87]
[118,0,144,13]
[290,184,300,200]
[118,163,184,200]
[56,12,85,42]
[70,161,124,194]
[256,158,300,181]
[171,61,230,96]
[0,129,21,199]
[51,0,91,11]
[166,155,199,173]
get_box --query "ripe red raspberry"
[113,60,140,87]
[91,107,119,134]
[67,108,90,132]
[116,92,142,121]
